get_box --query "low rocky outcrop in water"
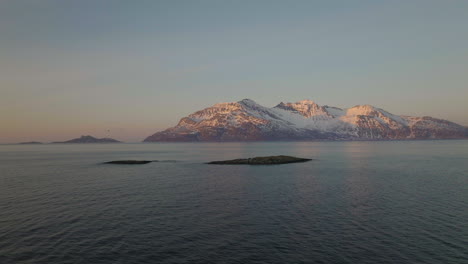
[207,155,312,165]
[104,160,155,165]
[54,135,121,144]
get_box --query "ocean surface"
[0,141,467,264]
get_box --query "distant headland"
[52,135,121,144]
[18,141,43,145]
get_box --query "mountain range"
[144,99,467,142]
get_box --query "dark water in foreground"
[0,141,467,264]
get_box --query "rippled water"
[0,141,467,263]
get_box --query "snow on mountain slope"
[275,100,331,119]
[144,99,467,142]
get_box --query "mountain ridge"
[144,99,467,142]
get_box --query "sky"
[1,0,467,143]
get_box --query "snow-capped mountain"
[144,99,467,142]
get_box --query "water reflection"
[1,141,467,263]
[341,142,375,218]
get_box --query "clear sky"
[1,0,467,143]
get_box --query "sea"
[0,141,467,264]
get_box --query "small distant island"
[18,141,43,145]
[53,135,121,144]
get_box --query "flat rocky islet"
[103,156,311,165]
[207,155,312,165]
[104,160,155,165]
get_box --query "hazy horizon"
[2,1,468,143]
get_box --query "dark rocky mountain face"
[144,99,467,142]
[54,135,121,143]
